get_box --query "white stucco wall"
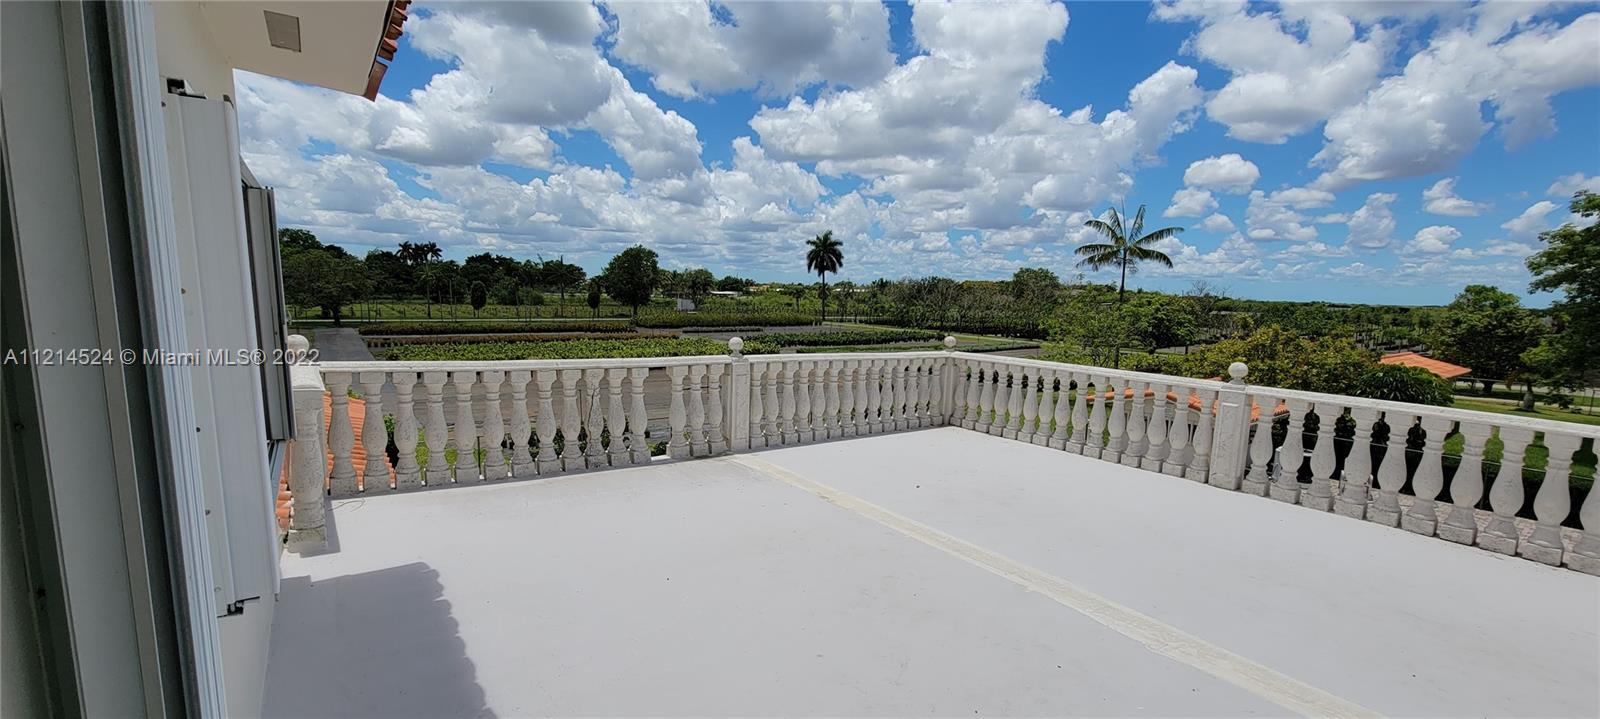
[151,2,235,99]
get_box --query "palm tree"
[805,231,844,323]
[1075,205,1181,303]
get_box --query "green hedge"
[358,320,631,336]
[759,329,942,347]
[635,311,815,328]
[385,337,739,361]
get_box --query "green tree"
[1121,294,1199,353]
[280,227,323,252]
[469,281,488,316]
[805,230,844,322]
[1527,191,1599,384]
[1075,205,1181,303]
[1044,294,1132,368]
[683,268,715,304]
[1182,325,1374,394]
[1010,267,1061,303]
[600,245,660,316]
[540,257,586,318]
[363,249,411,298]
[281,248,372,325]
[1430,285,1543,395]
[586,280,602,318]
[396,240,441,267]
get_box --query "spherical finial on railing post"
[943,336,957,351]
[728,336,744,358]
[1228,361,1248,386]
[287,333,310,362]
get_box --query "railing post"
[1207,362,1251,490]
[727,338,751,451]
[286,335,327,552]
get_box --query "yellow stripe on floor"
[723,453,1379,719]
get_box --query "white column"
[533,370,560,474]
[780,361,798,444]
[606,368,629,466]
[822,360,841,438]
[583,368,607,468]
[1478,427,1532,555]
[1438,421,1491,544]
[1401,415,1453,535]
[1270,398,1307,504]
[558,369,583,470]
[1033,372,1055,447]
[358,371,391,493]
[1066,373,1088,454]
[748,362,766,448]
[1049,372,1070,450]
[288,364,328,549]
[1104,378,1126,460]
[1085,375,1107,459]
[1333,406,1379,518]
[1186,388,1215,483]
[325,371,357,496]
[707,363,727,454]
[962,362,981,430]
[628,368,650,463]
[763,360,781,443]
[1207,365,1253,489]
[1142,383,1169,472]
[668,365,690,459]
[868,360,886,434]
[1369,410,1414,527]
[479,370,507,480]
[1522,431,1581,566]
[422,370,451,483]
[1241,394,1275,495]
[688,364,709,456]
[852,359,869,435]
[794,361,813,442]
[451,370,479,482]
[991,367,1012,438]
[507,371,534,479]
[391,371,422,490]
[1301,402,1341,511]
[1163,389,1190,477]
[1121,380,1147,467]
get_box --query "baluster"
[1522,431,1582,565]
[1270,398,1307,503]
[864,360,882,434]
[606,368,629,466]
[1241,393,1277,495]
[987,367,1009,438]
[1065,373,1087,453]
[325,372,357,495]
[1334,407,1379,517]
[681,365,704,455]
[506,371,534,479]
[357,371,391,493]
[1369,410,1414,527]
[748,363,766,448]
[558,369,582,470]
[533,370,559,474]
[707,364,726,454]
[1049,373,1070,450]
[580,369,606,468]
[1301,403,1341,511]
[762,360,780,443]
[391,372,422,490]
[794,361,812,443]
[821,361,840,439]
[1141,383,1168,471]
[1399,416,1452,535]
[687,364,709,455]
[1121,380,1148,467]
[997,368,1020,440]
[893,361,909,431]
[1085,375,1108,459]
[480,371,508,480]
[451,370,479,482]
[668,365,690,459]
[883,361,900,431]
[1479,427,1532,554]
[779,361,798,444]
[928,358,943,426]
[1163,388,1190,477]
[1439,421,1491,543]
[1033,372,1055,446]
[852,359,869,435]
[422,371,451,483]
[962,363,981,430]
[628,368,650,464]
[808,361,827,441]
[910,359,928,428]
[1186,388,1214,482]
[1105,378,1127,461]
[1015,370,1037,443]
[1569,456,1600,575]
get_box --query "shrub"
[383,337,760,361]
[634,311,815,328]
[1352,365,1455,406]
[758,329,942,347]
[357,320,631,336]
[1180,325,1375,393]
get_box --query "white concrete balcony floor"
[264,427,1598,718]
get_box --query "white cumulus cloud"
[1421,177,1487,217]
[1182,154,1260,193]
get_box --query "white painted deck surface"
[265,428,1599,718]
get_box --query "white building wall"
[151,2,235,99]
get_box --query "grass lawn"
[1449,397,1600,427]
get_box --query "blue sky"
[235,1,1600,306]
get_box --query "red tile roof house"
[1380,351,1473,381]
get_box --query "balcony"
[266,337,1600,717]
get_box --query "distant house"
[1379,351,1472,380]
[708,290,741,298]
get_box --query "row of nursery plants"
[634,310,816,328]
[384,337,745,362]
[356,320,632,335]
[757,328,941,347]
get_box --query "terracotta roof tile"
[1379,351,1472,380]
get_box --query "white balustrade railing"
[283,335,1600,575]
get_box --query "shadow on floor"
[264,562,493,718]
